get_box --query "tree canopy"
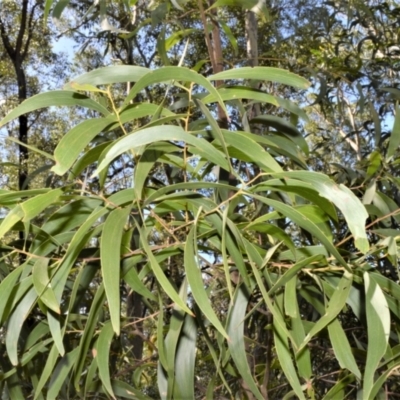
[1,1,400,399]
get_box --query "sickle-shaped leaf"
[64,65,149,88]
[21,188,63,222]
[0,91,109,127]
[270,171,369,253]
[32,258,60,314]
[297,271,353,354]
[52,116,116,175]
[6,286,37,366]
[94,126,229,176]
[123,66,227,115]
[209,66,310,89]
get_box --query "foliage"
[1,1,400,399]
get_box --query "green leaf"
[161,279,189,399]
[220,21,238,55]
[122,261,156,301]
[64,65,149,88]
[94,126,229,176]
[96,321,116,399]
[0,205,24,240]
[297,271,352,353]
[209,67,310,89]
[136,223,193,316]
[32,258,60,314]
[274,303,306,400]
[363,272,390,399]
[223,130,282,172]
[21,188,63,222]
[6,286,37,366]
[0,91,110,127]
[0,264,23,323]
[73,284,105,390]
[271,171,369,253]
[252,194,350,270]
[328,319,361,379]
[52,116,116,175]
[111,380,153,400]
[250,115,309,154]
[369,103,381,146]
[386,105,400,161]
[6,136,55,161]
[322,374,355,400]
[101,207,130,335]
[47,348,79,399]
[202,87,308,120]
[227,286,264,400]
[165,29,197,50]
[285,277,312,380]
[123,67,227,114]
[34,343,60,399]
[174,314,197,400]
[194,98,232,171]
[208,0,267,14]
[184,226,229,340]
[47,309,65,357]
[42,198,102,236]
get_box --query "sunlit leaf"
[363,272,390,399]
[209,67,310,89]
[0,91,110,127]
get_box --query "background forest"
[1,0,400,399]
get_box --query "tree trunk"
[0,0,32,192]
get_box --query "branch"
[15,0,29,56]
[0,15,15,59]
[22,2,41,61]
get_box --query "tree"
[1,1,400,399]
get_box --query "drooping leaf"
[94,126,229,176]
[64,65,149,88]
[101,207,130,335]
[363,272,390,399]
[6,286,37,366]
[136,223,193,316]
[184,226,229,340]
[96,321,116,399]
[297,271,352,353]
[328,319,361,379]
[274,296,307,400]
[32,257,60,314]
[386,105,400,161]
[46,348,79,399]
[174,314,197,399]
[123,67,227,114]
[227,286,264,400]
[52,116,116,175]
[21,188,63,222]
[270,171,369,253]
[0,91,110,127]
